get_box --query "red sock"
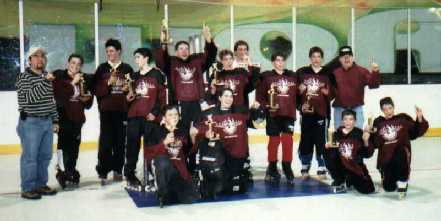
[267,136,281,162]
[281,133,293,162]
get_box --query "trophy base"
[266,105,279,112]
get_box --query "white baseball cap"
[27,47,47,58]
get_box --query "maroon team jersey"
[297,65,334,118]
[127,69,166,118]
[155,41,217,102]
[93,62,134,112]
[332,63,380,108]
[196,106,249,159]
[256,69,298,118]
[53,69,93,123]
[334,127,374,176]
[144,124,192,181]
[372,114,428,168]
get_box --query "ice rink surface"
[1,138,440,221]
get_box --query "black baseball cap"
[339,46,353,57]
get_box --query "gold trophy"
[79,73,92,97]
[367,113,376,133]
[167,124,181,160]
[266,83,279,112]
[125,73,135,96]
[327,128,339,148]
[160,19,172,45]
[211,64,224,86]
[109,68,120,87]
[205,115,220,147]
[303,94,314,113]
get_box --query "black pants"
[153,155,198,204]
[178,100,201,173]
[325,149,375,194]
[57,118,82,173]
[298,114,326,167]
[96,111,127,177]
[124,117,157,177]
[379,147,410,192]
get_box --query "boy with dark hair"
[325,109,375,194]
[93,38,134,185]
[297,46,334,179]
[371,97,428,199]
[155,24,217,175]
[254,52,298,184]
[124,48,167,189]
[53,54,93,189]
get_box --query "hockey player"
[191,88,251,198]
[155,24,217,174]
[254,52,298,184]
[53,54,93,189]
[124,48,167,190]
[297,46,334,179]
[325,109,375,194]
[370,97,428,199]
[144,105,199,207]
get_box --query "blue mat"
[127,178,335,208]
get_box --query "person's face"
[221,54,234,69]
[176,44,190,59]
[342,114,356,129]
[165,108,180,127]
[381,104,395,119]
[29,52,46,70]
[106,46,121,63]
[272,56,285,71]
[310,52,322,67]
[235,45,248,59]
[219,90,234,109]
[339,55,354,69]
[67,57,82,75]
[134,53,149,69]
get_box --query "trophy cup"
[266,83,279,112]
[167,125,181,160]
[303,94,314,114]
[125,73,135,97]
[212,64,224,86]
[109,68,120,87]
[327,128,339,148]
[367,113,376,133]
[205,115,220,147]
[160,19,172,45]
[79,73,92,98]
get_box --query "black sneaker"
[56,169,67,189]
[300,165,310,179]
[398,183,408,200]
[21,191,42,200]
[35,186,57,196]
[125,174,142,191]
[317,167,327,180]
[113,171,123,182]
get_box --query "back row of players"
[50,25,428,205]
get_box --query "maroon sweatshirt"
[144,124,192,181]
[196,106,249,159]
[53,69,93,123]
[93,62,134,112]
[334,127,374,177]
[372,114,428,168]
[332,63,380,108]
[155,41,217,102]
[256,69,298,119]
[127,68,166,118]
[297,65,334,118]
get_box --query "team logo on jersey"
[380,124,402,144]
[217,117,243,138]
[275,79,295,95]
[176,67,195,83]
[135,81,155,98]
[339,142,354,159]
[111,76,125,94]
[304,78,323,95]
[167,138,183,159]
[69,84,80,102]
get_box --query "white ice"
[1,138,441,221]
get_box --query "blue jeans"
[17,117,54,192]
[333,106,364,129]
